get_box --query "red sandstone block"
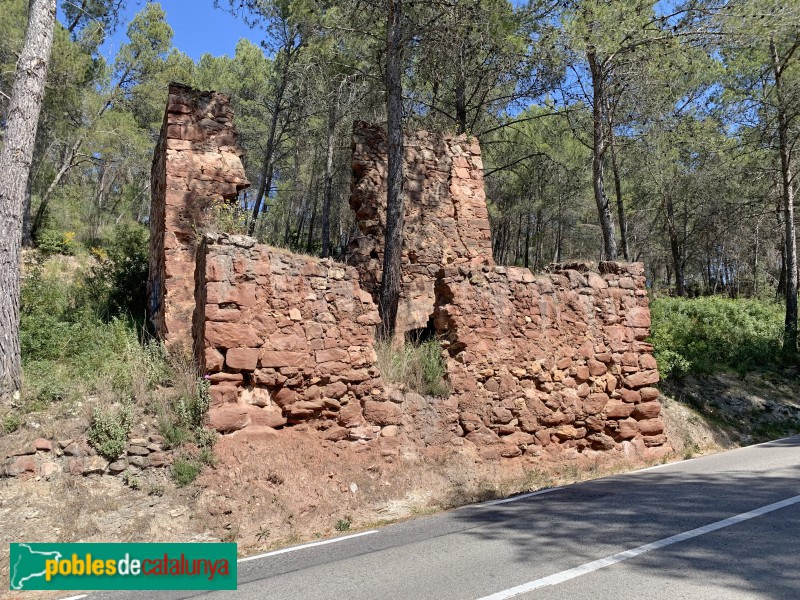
[639,354,658,370]
[618,388,642,404]
[209,384,239,407]
[633,402,662,420]
[617,417,639,439]
[259,350,309,369]
[363,400,403,426]
[588,359,607,377]
[270,333,307,352]
[637,418,664,436]
[208,372,243,384]
[206,255,233,282]
[205,305,241,322]
[640,387,659,401]
[209,404,250,433]
[605,400,635,419]
[273,387,298,407]
[583,393,609,415]
[205,348,224,371]
[315,348,350,363]
[165,190,192,207]
[624,369,660,388]
[226,348,259,371]
[205,322,262,348]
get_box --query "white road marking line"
[477,493,800,600]
[56,595,87,600]
[630,433,800,475]
[238,530,378,563]
[480,488,563,507]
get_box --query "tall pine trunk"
[588,51,618,260]
[608,125,630,261]
[321,101,337,258]
[249,46,290,235]
[772,37,798,355]
[0,0,56,400]
[378,0,405,341]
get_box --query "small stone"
[129,438,148,446]
[347,426,376,441]
[4,456,36,477]
[349,482,358,493]
[148,452,167,467]
[57,439,74,449]
[146,443,162,453]
[108,460,128,474]
[128,455,150,468]
[83,456,107,475]
[289,308,302,321]
[148,434,165,444]
[67,458,85,475]
[33,438,52,452]
[127,445,150,456]
[40,462,61,480]
[381,425,399,437]
[63,442,82,457]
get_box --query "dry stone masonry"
[347,122,494,337]
[194,233,384,436]
[148,83,249,349]
[148,85,666,457]
[434,261,663,458]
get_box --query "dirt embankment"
[2,372,799,597]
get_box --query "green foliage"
[122,470,142,490]
[88,402,134,460]
[198,446,216,466]
[376,339,450,397]
[650,296,785,378]
[334,518,351,532]
[35,230,79,255]
[157,370,214,451]
[84,223,150,322]
[171,458,202,487]
[20,264,157,405]
[207,199,249,235]
[2,412,23,434]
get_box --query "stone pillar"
[148,83,249,350]
[347,122,494,338]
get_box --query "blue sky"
[58,0,263,61]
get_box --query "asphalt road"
[77,435,800,600]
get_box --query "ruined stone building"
[148,83,666,459]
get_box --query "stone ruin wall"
[193,233,386,439]
[433,262,663,459]
[149,85,667,457]
[148,83,249,349]
[347,122,494,336]
[347,122,666,456]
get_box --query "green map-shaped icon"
[10,544,62,590]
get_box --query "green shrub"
[171,458,202,487]
[83,223,150,322]
[376,339,450,397]
[157,373,213,450]
[122,471,141,490]
[20,262,168,408]
[650,296,784,377]
[335,518,351,532]
[2,412,22,434]
[35,230,78,255]
[88,402,133,460]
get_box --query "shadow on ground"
[446,436,800,599]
